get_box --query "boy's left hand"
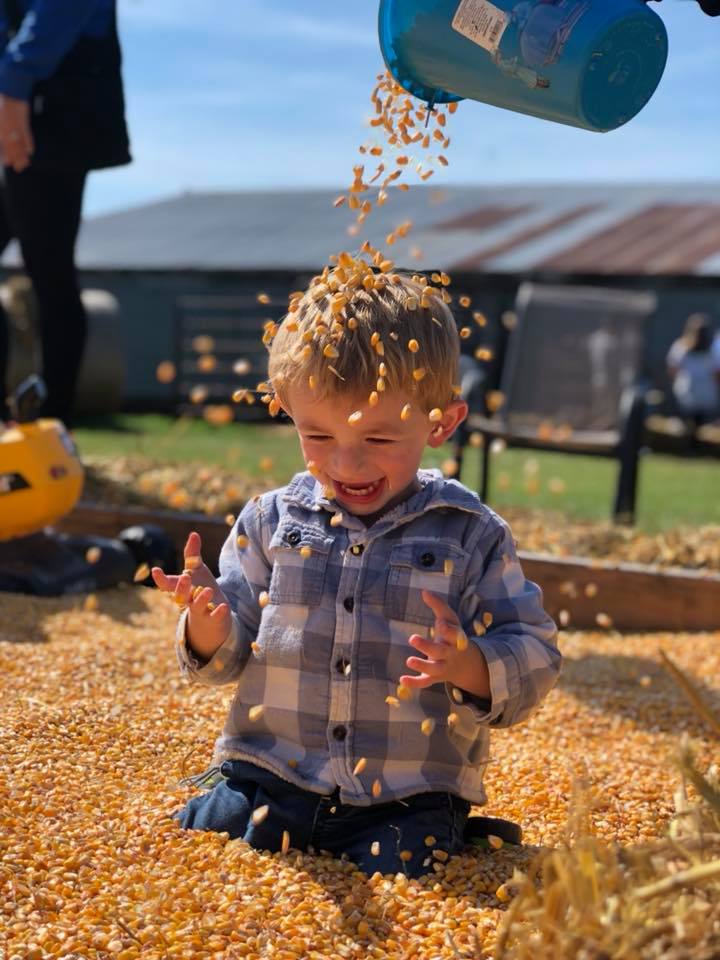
[400,590,491,698]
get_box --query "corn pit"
[1,588,718,958]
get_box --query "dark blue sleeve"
[0,0,102,100]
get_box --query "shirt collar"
[282,468,487,532]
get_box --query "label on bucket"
[452,0,509,54]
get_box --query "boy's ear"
[427,398,468,448]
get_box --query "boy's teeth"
[341,480,379,495]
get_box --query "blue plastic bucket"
[378,0,668,132]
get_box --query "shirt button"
[332,725,347,741]
[420,552,435,567]
[287,530,301,546]
[335,657,350,675]
[343,596,354,612]
[350,544,364,556]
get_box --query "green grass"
[72,414,720,532]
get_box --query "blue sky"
[84,0,720,216]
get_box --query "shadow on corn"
[0,587,152,643]
[558,652,720,736]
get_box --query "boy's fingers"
[209,602,230,620]
[151,567,170,591]
[405,655,445,677]
[421,590,460,625]
[399,672,436,689]
[183,531,203,568]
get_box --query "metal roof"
[12,182,720,275]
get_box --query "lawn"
[72,414,720,533]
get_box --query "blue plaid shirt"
[176,469,561,806]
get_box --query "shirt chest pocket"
[268,520,333,606]
[384,541,469,627]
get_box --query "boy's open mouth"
[333,478,385,504]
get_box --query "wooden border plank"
[58,502,720,632]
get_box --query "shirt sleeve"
[0,0,102,100]
[175,496,273,685]
[450,515,561,728]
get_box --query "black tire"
[118,524,178,583]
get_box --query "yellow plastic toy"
[0,414,83,541]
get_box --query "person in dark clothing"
[0,0,130,424]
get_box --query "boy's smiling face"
[283,384,468,518]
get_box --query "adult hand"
[400,590,491,698]
[152,531,231,657]
[0,94,34,172]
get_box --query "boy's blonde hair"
[267,265,460,413]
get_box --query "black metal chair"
[455,282,658,524]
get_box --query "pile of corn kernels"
[1,586,717,959]
[80,455,720,572]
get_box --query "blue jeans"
[173,760,470,879]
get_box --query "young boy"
[153,262,561,879]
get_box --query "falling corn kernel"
[259,591,270,608]
[133,563,151,583]
[156,360,176,384]
[281,830,291,854]
[421,718,435,736]
[459,326,471,339]
[248,705,264,722]
[459,296,471,308]
[348,410,363,425]
[237,534,249,549]
[368,391,379,407]
[84,594,98,612]
[559,610,570,627]
[330,512,344,527]
[192,585,204,602]
[429,408,443,422]
[596,612,613,629]
[585,583,599,598]
[400,404,411,421]
[451,687,464,704]
[353,758,367,776]
[413,367,426,381]
[251,805,269,825]
[488,835,504,850]
[441,459,459,477]
[495,883,511,902]
[447,712,459,729]
[408,339,420,353]
[372,779,382,798]
[251,641,261,656]
[323,344,339,359]
[399,850,413,863]
[424,835,437,847]
[456,632,468,652]
[385,696,400,708]
[85,546,101,564]
[299,546,312,560]
[397,683,412,701]
[443,558,454,576]
[483,611,493,628]
[259,456,274,472]
[257,292,270,304]
[473,620,486,636]
[370,841,381,856]
[225,513,235,526]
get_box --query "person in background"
[666,312,720,432]
[0,0,130,424]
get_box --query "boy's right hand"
[152,531,231,658]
